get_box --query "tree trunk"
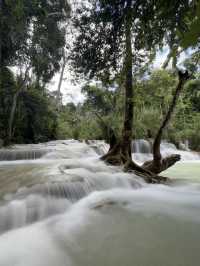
[57,49,66,109]
[143,70,190,174]
[95,112,117,150]
[8,67,30,143]
[8,90,20,142]
[120,1,134,162]
[101,0,133,165]
[100,1,161,182]
[100,2,181,183]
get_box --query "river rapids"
[0,140,200,266]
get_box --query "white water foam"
[0,140,199,266]
[132,139,200,162]
[0,185,200,266]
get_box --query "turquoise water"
[164,161,200,181]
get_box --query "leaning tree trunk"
[143,70,190,174]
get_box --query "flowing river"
[0,140,200,266]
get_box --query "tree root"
[142,154,181,174]
[101,148,170,184]
[101,142,125,165]
[123,159,170,184]
[100,139,177,184]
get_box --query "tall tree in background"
[0,0,70,142]
[71,0,195,179]
[56,48,66,109]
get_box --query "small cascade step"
[0,149,50,161]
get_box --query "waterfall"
[0,185,200,266]
[0,149,50,161]
[0,140,143,234]
[132,139,152,153]
[0,140,199,266]
[132,139,200,162]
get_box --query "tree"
[0,67,16,141]
[178,0,200,49]
[13,82,58,143]
[56,48,66,109]
[82,82,121,145]
[143,70,190,174]
[161,0,200,69]
[144,0,200,172]
[0,0,71,143]
[8,67,31,141]
[71,0,195,181]
[1,0,70,69]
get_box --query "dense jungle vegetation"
[57,65,200,151]
[0,0,200,154]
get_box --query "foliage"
[71,0,195,80]
[0,68,59,144]
[57,66,200,151]
[0,0,70,144]
[179,0,200,48]
[0,67,16,139]
[1,0,70,83]
[1,0,199,153]
[13,84,58,143]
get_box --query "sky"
[49,65,86,104]
[48,47,188,105]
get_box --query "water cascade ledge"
[132,139,200,162]
[0,149,51,161]
[0,140,199,266]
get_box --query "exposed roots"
[123,159,170,184]
[101,143,122,165]
[142,154,181,174]
[101,142,171,184]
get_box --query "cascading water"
[0,141,142,233]
[0,139,200,266]
[0,149,50,161]
[132,139,200,162]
